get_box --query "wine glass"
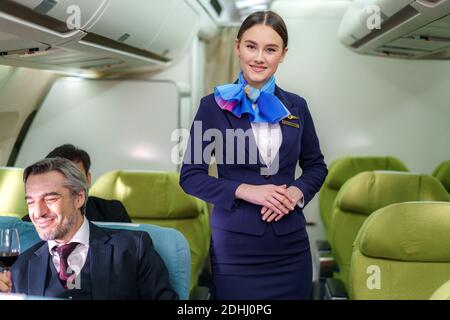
[0,228,20,272]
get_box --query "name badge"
[281,120,300,128]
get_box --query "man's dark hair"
[46,144,91,174]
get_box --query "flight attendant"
[180,11,327,299]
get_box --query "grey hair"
[23,157,88,214]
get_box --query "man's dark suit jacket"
[11,222,178,300]
[22,196,131,223]
[85,196,132,222]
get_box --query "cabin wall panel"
[15,78,181,181]
[0,67,57,166]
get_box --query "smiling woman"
[180,10,328,300]
[235,12,288,88]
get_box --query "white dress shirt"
[48,216,90,277]
[250,103,304,208]
[250,121,282,169]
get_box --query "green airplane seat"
[89,170,210,293]
[331,171,449,292]
[0,167,27,218]
[349,202,450,300]
[319,156,408,243]
[432,159,450,196]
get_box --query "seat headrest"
[325,156,408,190]
[337,171,449,216]
[89,170,206,219]
[433,160,450,193]
[357,202,450,262]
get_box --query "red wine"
[0,252,19,269]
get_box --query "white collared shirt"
[250,103,304,208]
[48,216,90,277]
[251,121,282,169]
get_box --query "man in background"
[23,144,131,223]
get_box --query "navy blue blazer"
[11,222,178,300]
[180,86,328,236]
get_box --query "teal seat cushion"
[0,217,190,300]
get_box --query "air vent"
[76,58,124,70]
[379,44,428,53]
[1,44,125,71]
[80,33,171,63]
[408,34,450,43]
[0,30,50,55]
[375,48,415,58]
[0,45,50,56]
[423,47,450,58]
[387,36,450,51]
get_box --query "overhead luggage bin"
[338,0,450,59]
[0,0,219,75]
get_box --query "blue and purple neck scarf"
[214,72,290,124]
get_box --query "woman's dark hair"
[237,11,288,48]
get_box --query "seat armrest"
[316,239,332,252]
[311,243,338,299]
[319,251,337,278]
[324,278,348,300]
[189,286,211,300]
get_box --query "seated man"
[1,158,178,299]
[23,144,131,222]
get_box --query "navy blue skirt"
[210,224,312,300]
